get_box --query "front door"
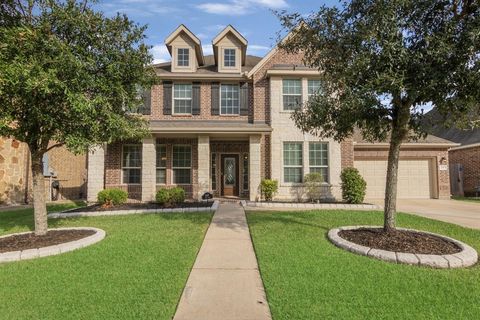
[221,154,239,197]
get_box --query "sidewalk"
[174,202,272,320]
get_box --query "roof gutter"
[354,142,460,149]
[450,142,480,151]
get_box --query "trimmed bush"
[340,167,367,204]
[97,188,128,206]
[155,187,186,206]
[260,179,278,201]
[155,188,171,205]
[169,187,186,204]
[304,172,326,202]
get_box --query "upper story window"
[308,79,321,97]
[282,79,302,111]
[224,49,236,67]
[220,84,240,115]
[177,48,189,67]
[173,84,192,114]
[122,145,142,184]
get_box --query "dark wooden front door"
[221,154,239,197]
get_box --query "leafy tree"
[0,0,155,235]
[277,0,480,231]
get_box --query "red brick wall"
[354,147,451,198]
[340,139,354,169]
[251,49,304,123]
[449,146,480,196]
[149,82,253,122]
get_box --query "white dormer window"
[224,49,236,67]
[177,48,189,67]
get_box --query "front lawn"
[247,210,480,320]
[0,203,211,320]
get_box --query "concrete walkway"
[174,202,272,320]
[371,199,480,230]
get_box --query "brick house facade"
[449,145,480,196]
[86,24,455,202]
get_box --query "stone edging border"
[241,200,380,210]
[0,227,106,264]
[48,200,219,219]
[328,226,478,268]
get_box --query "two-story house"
[86,24,455,203]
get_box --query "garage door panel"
[354,159,432,199]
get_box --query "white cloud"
[248,45,270,51]
[197,0,288,15]
[151,44,170,64]
[202,45,214,55]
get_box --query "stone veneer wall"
[0,138,29,204]
[354,147,452,199]
[449,146,480,196]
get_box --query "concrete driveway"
[371,199,480,230]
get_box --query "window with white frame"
[308,79,321,97]
[173,145,191,184]
[224,48,236,67]
[177,48,189,67]
[122,145,141,184]
[220,84,240,115]
[156,145,167,184]
[283,142,303,183]
[309,142,329,182]
[173,84,192,114]
[282,79,302,111]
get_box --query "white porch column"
[249,135,262,201]
[87,145,105,203]
[197,135,210,200]
[141,137,156,202]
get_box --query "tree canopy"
[0,0,156,234]
[278,0,480,230]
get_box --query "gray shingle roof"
[425,109,480,146]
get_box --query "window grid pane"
[177,48,189,67]
[123,168,141,184]
[283,142,303,183]
[173,145,191,184]
[283,79,302,110]
[174,84,192,114]
[211,153,217,190]
[156,145,167,184]
[309,142,329,182]
[308,79,321,96]
[173,169,191,184]
[220,84,240,115]
[122,145,141,168]
[224,49,236,67]
[243,153,249,191]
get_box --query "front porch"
[87,133,268,203]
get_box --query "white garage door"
[354,159,433,199]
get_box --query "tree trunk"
[31,152,48,236]
[383,103,410,232]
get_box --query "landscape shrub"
[260,179,278,201]
[97,188,128,207]
[155,187,186,206]
[304,172,326,202]
[340,167,367,204]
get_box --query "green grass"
[247,210,480,320]
[452,196,480,203]
[0,203,212,320]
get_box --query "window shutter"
[141,88,151,115]
[211,82,220,115]
[192,82,201,115]
[163,81,172,115]
[240,82,249,116]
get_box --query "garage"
[354,159,433,199]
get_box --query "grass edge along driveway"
[0,203,212,320]
[247,209,480,320]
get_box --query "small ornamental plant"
[340,168,367,204]
[260,179,278,201]
[304,172,326,202]
[97,189,128,208]
[155,187,186,206]
[155,189,171,205]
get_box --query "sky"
[93,0,340,64]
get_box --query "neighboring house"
[0,137,87,204]
[86,25,456,202]
[427,108,480,196]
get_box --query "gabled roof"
[212,25,248,66]
[425,108,480,146]
[165,24,204,65]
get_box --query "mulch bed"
[338,228,462,255]
[67,201,213,213]
[0,230,95,253]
